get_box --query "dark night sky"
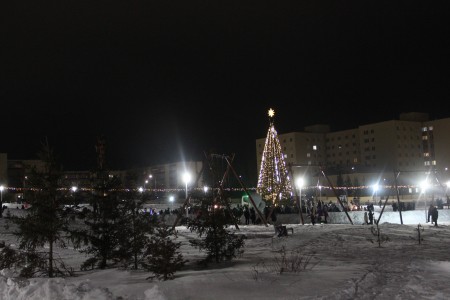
[1,1,449,184]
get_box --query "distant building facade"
[256,112,450,198]
[0,153,7,185]
[134,160,204,190]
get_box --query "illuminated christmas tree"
[256,108,293,203]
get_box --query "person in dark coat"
[368,210,374,225]
[310,206,316,225]
[431,206,439,226]
[323,204,329,223]
[427,204,434,223]
[243,206,250,225]
[250,207,256,225]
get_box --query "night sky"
[1,1,449,185]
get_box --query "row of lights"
[295,178,450,198]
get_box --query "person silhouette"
[364,211,369,225]
[368,210,374,225]
[431,205,439,226]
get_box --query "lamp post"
[149,174,156,190]
[203,186,208,206]
[183,172,191,217]
[0,185,4,218]
[318,185,322,202]
[296,178,304,221]
[373,184,379,206]
[169,195,174,212]
[420,180,429,222]
[70,186,78,210]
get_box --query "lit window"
[313,145,317,150]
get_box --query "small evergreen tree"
[115,190,158,270]
[12,139,72,277]
[69,137,125,270]
[187,203,245,265]
[143,225,187,280]
[71,172,124,270]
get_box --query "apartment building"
[256,112,450,196]
[137,160,204,190]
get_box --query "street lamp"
[0,185,4,218]
[373,184,379,205]
[183,172,191,217]
[296,177,304,220]
[149,174,156,190]
[138,187,144,193]
[318,185,322,202]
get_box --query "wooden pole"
[209,153,240,230]
[224,156,268,227]
[321,168,354,225]
[376,194,390,225]
[172,165,204,230]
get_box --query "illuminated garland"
[0,185,440,194]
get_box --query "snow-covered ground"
[1,209,450,300]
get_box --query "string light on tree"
[256,108,292,203]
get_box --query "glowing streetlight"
[169,195,174,211]
[420,180,429,222]
[318,185,322,202]
[372,183,379,204]
[138,187,144,193]
[203,186,208,194]
[149,174,156,190]
[183,172,191,217]
[71,186,78,193]
[0,185,4,218]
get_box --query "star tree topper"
[268,108,275,118]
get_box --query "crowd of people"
[142,197,444,228]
